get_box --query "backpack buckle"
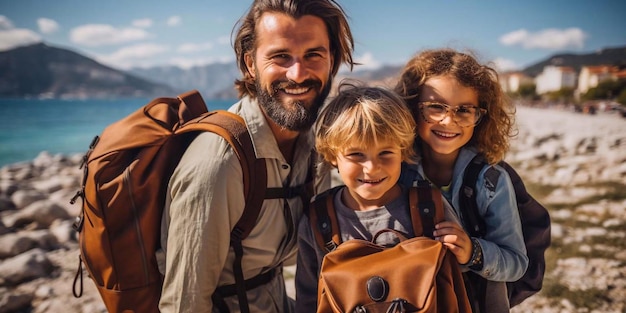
[72,214,84,232]
[323,241,337,252]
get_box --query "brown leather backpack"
[310,181,472,313]
[70,90,311,313]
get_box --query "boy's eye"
[346,152,364,158]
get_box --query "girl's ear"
[244,53,255,78]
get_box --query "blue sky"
[1,0,625,73]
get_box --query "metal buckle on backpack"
[72,214,84,232]
[387,298,407,312]
[324,240,337,252]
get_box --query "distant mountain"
[0,43,179,99]
[130,62,406,100]
[521,46,626,77]
[129,62,240,100]
[4,42,624,100]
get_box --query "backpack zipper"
[124,168,150,284]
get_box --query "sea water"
[0,98,233,167]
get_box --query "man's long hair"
[232,0,356,98]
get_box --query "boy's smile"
[334,142,403,211]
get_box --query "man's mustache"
[272,79,322,92]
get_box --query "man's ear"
[245,53,255,78]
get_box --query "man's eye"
[272,54,289,60]
[306,52,323,59]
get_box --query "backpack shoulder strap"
[174,97,266,313]
[176,109,267,239]
[309,186,343,253]
[460,154,488,238]
[409,180,445,238]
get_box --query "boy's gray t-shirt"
[334,185,461,244]
[334,187,414,245]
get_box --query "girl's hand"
[433,221,472,264]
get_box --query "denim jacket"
[400,147,528,283]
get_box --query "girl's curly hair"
[394,48,517,164]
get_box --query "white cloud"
[38,18,59,34]
[492,57,520,72]
[70,24,151,46]
[178,42,214,53]
[167,16,181,27]
[95,43,169,69]
[500,27,587,50]
[354,52,381,70]
[0,28,42,51]
[500,29,529,46]
[0,15,15,30]
[132,18,153,28]
[0,16,41,51]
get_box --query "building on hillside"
[499,71,533,93]
[578,65,618,94]
[535,65,577,94]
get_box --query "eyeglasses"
[418,101,487,127]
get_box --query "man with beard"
[158,0,356,312]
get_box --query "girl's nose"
[438,112,455,125]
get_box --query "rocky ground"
[507,105,626,313]
[0,105,624,312]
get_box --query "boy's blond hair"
[316,81,416,166]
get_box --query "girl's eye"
[457,106,474,114]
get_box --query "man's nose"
[286,60,309,83]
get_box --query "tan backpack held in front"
[70,90,312,313]
[309,181,472,313]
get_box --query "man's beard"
[256,77,331,132]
